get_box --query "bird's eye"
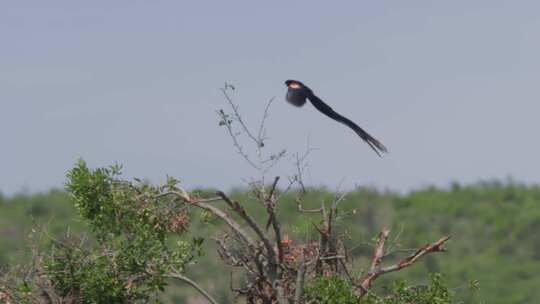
[289,83,301,89]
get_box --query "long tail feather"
[307,93,388,156]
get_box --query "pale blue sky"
[2,1,540,195]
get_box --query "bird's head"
[285,79,304,89]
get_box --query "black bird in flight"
[285,79,388,156]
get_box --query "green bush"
[305,273,454,304]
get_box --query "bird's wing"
[307,93,388,156]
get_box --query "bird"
[285,79,388,156]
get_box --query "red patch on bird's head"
[285,79,303,89]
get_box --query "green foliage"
[362,273,453,304]
[3,177,540,303]
[305,274,454,304]
[66,160,174,241]
[305,276,358,304]
[43,240,142,303]
[0,189,82,266]
[65,160,120,238]
[38,236,200,303]
[0,160,204,303]
[56,160,203,302]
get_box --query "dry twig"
[358,231,451,296]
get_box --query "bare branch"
[275,283,288,304]
[167,272,219,304]
[379,235,451,274]
[369,228,390,274]
[167,190,256,248]
[319,255,346,261]
[294,253,306,303]
[358,234,451,296]
[267,206,284,264]
[262,149,287,175]
[213,236,260,279]
[267,176,280,201]
[257,97,276,146]
[331,191,348,212]
[217,191,278,272]
[295,198,325,214]
[220,87,260,147]
[283,145,315,200]
[217,109,260,170]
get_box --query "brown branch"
[196,196,224,203]
[217,191,279,273]
[275,175,297,200]
[312,223,328,238]
[275,283,288,304]
[294,253,306,303]
[167,272,219,304]
[213,236,242,266]
[358,234,451,296]
[267,176,280,201]
[214,236,260,280]
[369,227,390,274]
[263,177,284,263]
[168,190,256,248]
[380,235,451,274]
[295,198,325,214]
[319,255,345,261]
[271,220,284,264]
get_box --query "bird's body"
[284,79,388,156]
[286,82,310,107]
